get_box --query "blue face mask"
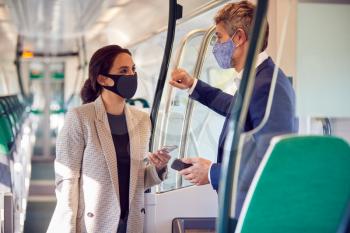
[212,36,237,69]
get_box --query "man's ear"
[234,29,247,47]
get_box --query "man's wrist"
[208,162,213,184]
[189,78,195,88]
[188,79,198,95]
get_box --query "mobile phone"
[145,145,177,162]
[171,158,192,171]
[160,145,178,153]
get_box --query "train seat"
[235,136,350,233]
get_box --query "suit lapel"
[255,57,271,77]
[124,105,141,206]
[94,96,120,203]
[218,58,271,162]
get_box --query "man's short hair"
[214,1,269,51]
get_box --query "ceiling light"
[86,23,106,40]
[0,5,8,21]
[1,21,15,36]
[114,0,131,6]
[99,6,121,23]
[51,0,61,33]
[106,28,130,46]
[91,23,105,34]
[22,50,34,59]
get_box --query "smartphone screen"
[160,145,178,153]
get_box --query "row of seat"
[0,95,27,156]
[0,95,31,232]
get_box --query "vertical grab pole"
[15,35,26,99]
[149,0,183,151]
[216,0,269,232]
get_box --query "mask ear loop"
[229,30,240,69]
[98,74,112,87]
[100,74,119,88]
[230,30,239,47]
[232,28,248,48]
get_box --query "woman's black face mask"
[101,73,138,99]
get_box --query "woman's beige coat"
[47,96,166,233]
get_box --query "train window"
[181,31,236,188]
[153,32,205,192]
[210,34,217,46]
[0,68,8,95]
[0,64,20,96]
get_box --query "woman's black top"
[107,113,130,220]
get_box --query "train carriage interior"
[0,0,350,232]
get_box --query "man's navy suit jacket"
[189,57,298,216]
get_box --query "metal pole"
[15,36,26,98]
[43,62,51,158]
[176,26,215,188]
[217,0,269,232]
[149,0,183,152]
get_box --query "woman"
[47,45,170,233]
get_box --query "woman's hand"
[148,150,171,171]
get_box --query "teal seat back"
[0,109,14,155]
[236,136,350,233]
[6,98,19,122]
[0,100,14,123]
[127,98,150,108]
[3,98,19,133]
[8,97,20,120]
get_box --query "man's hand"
[148,150,171,171]
[179,157,212,185]
[169,68,195,90]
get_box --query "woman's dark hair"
[80,45,131,104]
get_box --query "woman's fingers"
[148,155,158,165]
[155,151,171,161]
[149,148,172,169]
[149,152,170,168]
[157,152,171,162]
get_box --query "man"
[169,1,298,217]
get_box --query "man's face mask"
[101,73,138,99]
[212,31,238,69]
